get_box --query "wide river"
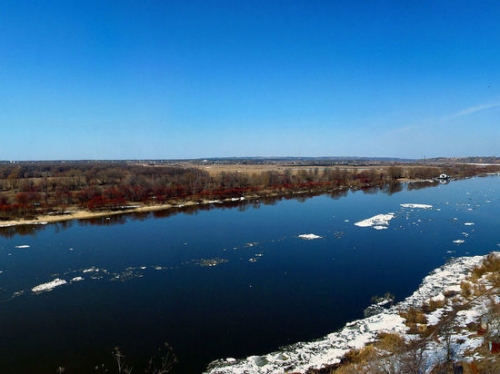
[0,176,499,373]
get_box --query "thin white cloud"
[445,102,500,121]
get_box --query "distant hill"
[421,156,500,164]
[2,156,498,165]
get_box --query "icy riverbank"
[205,254,487,374]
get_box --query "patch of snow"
[355,213,395,229]
[401,204,433,209]
[298,234,322,240]
[230,197,246,201]
[32,278,67,293]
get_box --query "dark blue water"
[0,176,498,373]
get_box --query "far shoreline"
[0,174,490,229]
[0,193,272,228]
[0,200,204,228]
[0,184,356,228]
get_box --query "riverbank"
[206,253,499,373]
[0,187,337,228]
[1,160,498,229]
[0,201,202,228]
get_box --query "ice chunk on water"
[32,278,67,293]
[298,234,322,240]
[355,213,395,228]
[400,203,433,209]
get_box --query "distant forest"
[0,159,499,220]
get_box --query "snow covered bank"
[205,255,486,374]
[207,311,407,374]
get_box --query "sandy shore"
[0,202,202,228]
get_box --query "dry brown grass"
[341,345,378,365]
[199,163,384,177]
[423,298,447,313]
[401,306,428,325]
[471,253,500,280]
[461,281,473,297]
[374,332,407,353]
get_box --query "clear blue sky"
[1,0,499,160]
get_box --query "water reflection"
[407,180,440,190]
[79,215,128,226]
[0,223,46,238]
[383,182,404,195]
[0,181,439,238]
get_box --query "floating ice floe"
[83,267,100,273]
[195,258,228,267]
[464,222,475,226]
[248,254,263,262]
[15,245,30,249]
[32,278,67,293]
[354,213,395,229]
[72,277,84,282]
[400,203,433,209]
[453,239,465,244]
[298,234,322,240]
